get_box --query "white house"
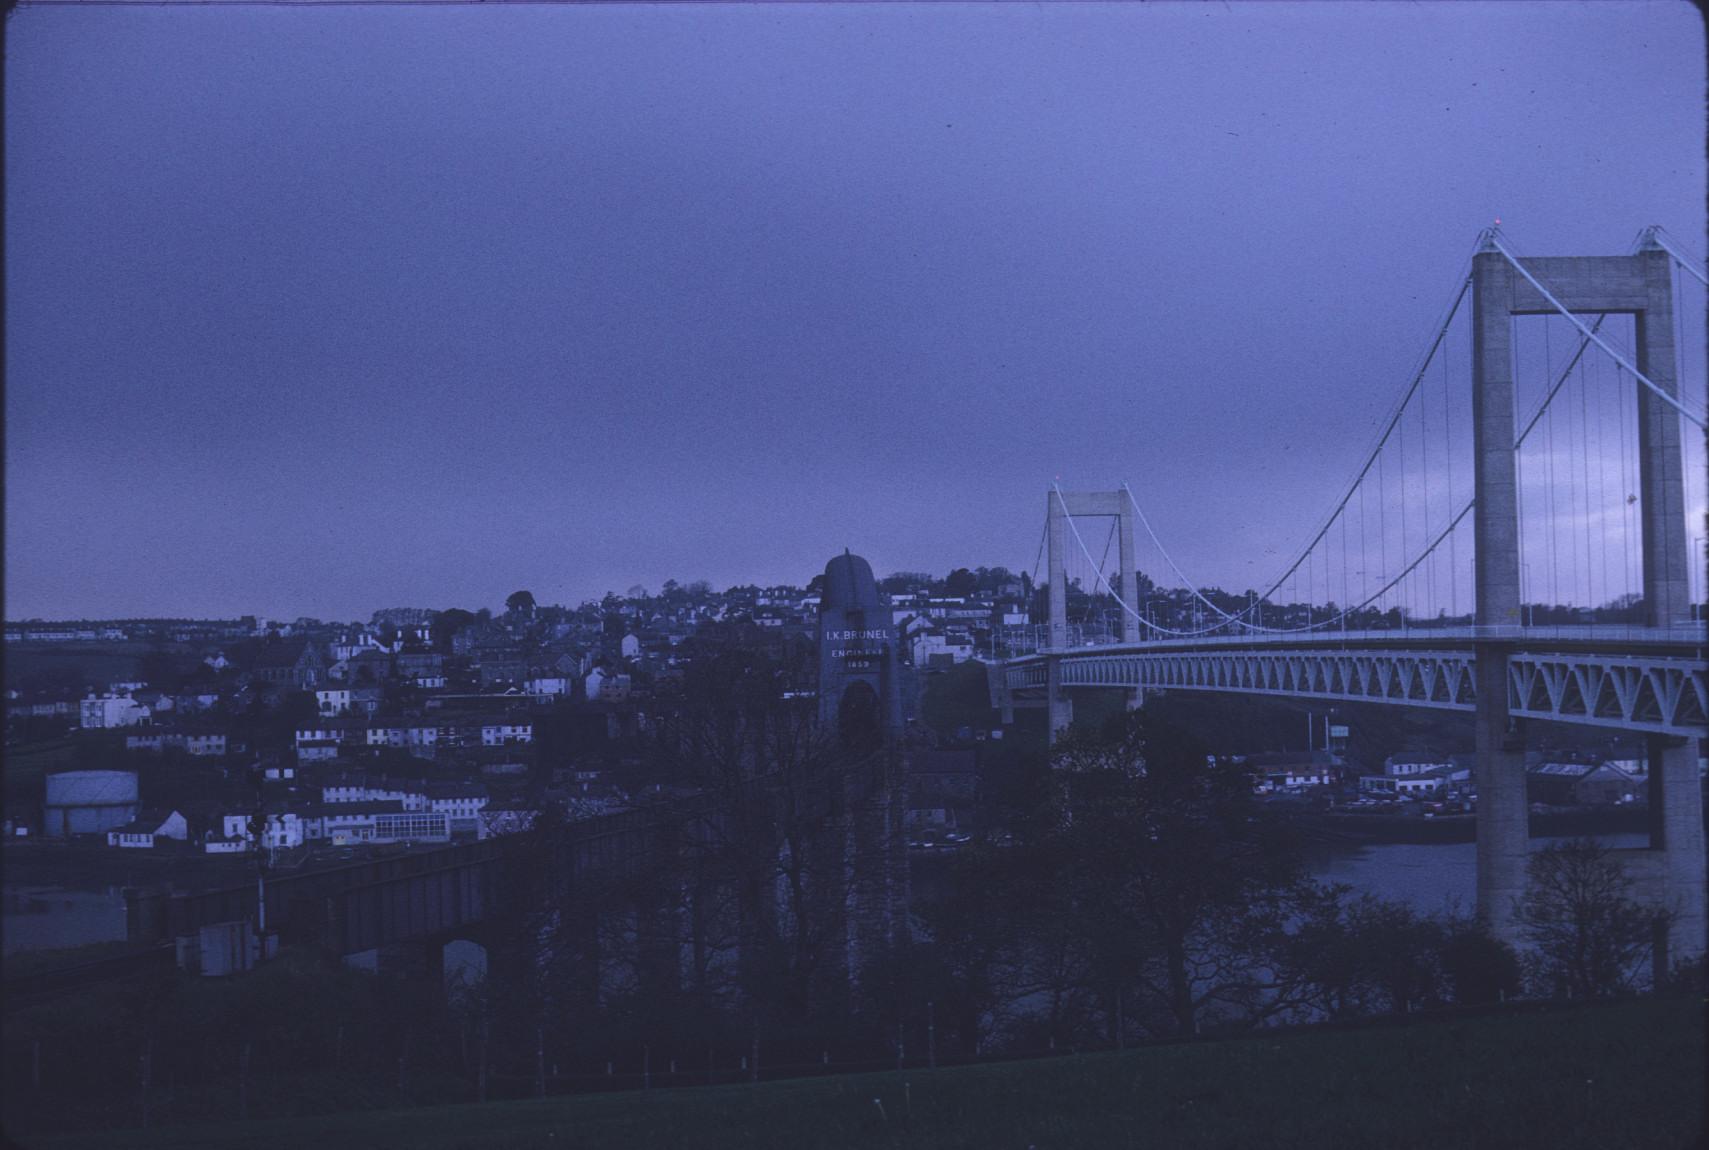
[107,809,188,849]
[526,675,569,698]
[260,811,310,849]
[428,783,489,837]
[295,724,353,749]
[428,782,489,817]
[365,722,438,751]
[126,731,174,753]
[322,774,427,811]
[81,693,152,729]
[316,689,353,717]
[218,810,312,850]
[620,633,641,658]
[481,721,533,747]
[185,732,227,757]
[910,629,974,667]
[1384,755,1453,778]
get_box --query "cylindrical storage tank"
[43,769,141,837]
[45,769,140,807]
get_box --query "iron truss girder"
[1000,648,1707,736]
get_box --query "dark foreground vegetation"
[7,653,1696,1149]
[6,676,1697,1145]
[19,994,1705,1150]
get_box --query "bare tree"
[1514,838,1669,999]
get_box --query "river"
[908,830,1655,922]
[0,833,1660,959]
[2,885,128,956]
[1304,832,1651,916]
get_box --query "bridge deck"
[997,626,1708,736]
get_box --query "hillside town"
[4,573,1044,863]
[6,570,1673,873]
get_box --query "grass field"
[18,996,1704,1150]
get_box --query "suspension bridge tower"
[1000,227,1705,969]
[1472,231,1704,965]
[1045,489,1144,735]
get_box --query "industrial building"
[42,768,140,837]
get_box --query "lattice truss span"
[1004,650,1708,736]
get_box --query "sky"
[5,1,1705,622]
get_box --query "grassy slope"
[21,997,1705,1150]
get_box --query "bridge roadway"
[997,625,1709,738]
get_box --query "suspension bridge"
[990,226,1708,964]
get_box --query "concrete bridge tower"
[1472,235,1703,965]
[1045,490,1144,741]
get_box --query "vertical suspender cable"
[1578,353,1594,612]
[1088,519,1117,636]
[1378,452,1388,619]
[1617,361,1635,603]
[1444,317,1458,620]
[1594,351,1611,615]
[1399,399,1410,624]
[1551,389,1565,608]
[1359,481,1369,614]
[1339,513,1347,630]
[1420,359,1433,621]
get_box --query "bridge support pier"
[1046,656,1072,745]
[1638,736,1707,971]
[1473,649,1529,944]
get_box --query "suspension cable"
[1648,226,1709,287]
[1109,239,1480,630]
[1487,230,1707,429]
[1053,486,1224,637]
[1515,315,1607,447]
[1245,266,1475,606]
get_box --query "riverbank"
[1286,803,1654,844]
